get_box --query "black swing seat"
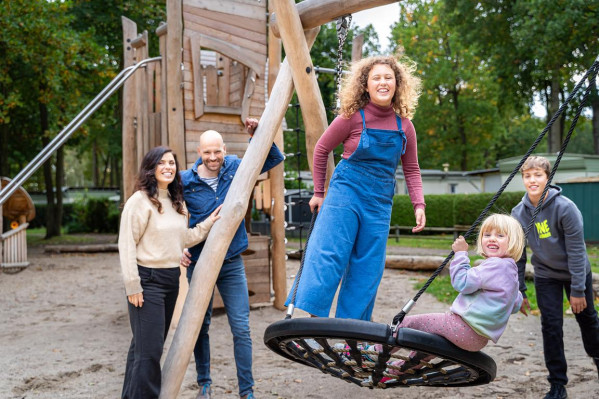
[264,317,496,389]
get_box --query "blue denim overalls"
[287,109,406,320]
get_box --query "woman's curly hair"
[338,52,422,119]
[135,146,186,215]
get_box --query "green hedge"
[391,191,525,227]
[30,197,120,233]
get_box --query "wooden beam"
[352,33,364,62]
[121,16,138,201]
[157,22,168,146]
[159,27,321,399]
[240,69,256,123]
[166,0,186,166]
[194,33,263,77]
[270,0,397,38]
[136,30,150,159]
[272,0,334,178]
[267,3,286,310]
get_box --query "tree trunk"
[92,140,99,186]
[55,145,64,236]
[453,89,467,170]
[0,122,7,176]
[548,75,561,153]
[112,155,120,189]
[590,78,599,155]
[41,139,57,240]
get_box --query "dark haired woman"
[118,146,221,399]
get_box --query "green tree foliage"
[66,0,165,188]
[445,0,599,153]
[390,0,509,170]
[0,0,106,237]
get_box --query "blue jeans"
[187,255,254,396]
[535,272,599,386]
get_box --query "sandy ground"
[1,242,598,399]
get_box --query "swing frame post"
[158,28,321,399]
[269,0,397,38]
[272,0,335,185]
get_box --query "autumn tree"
[390,0,508,171]
[445,0,599,153]
[0,0,105,237]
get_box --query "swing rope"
[391,58,599,329]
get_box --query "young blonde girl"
[397,213,525,351]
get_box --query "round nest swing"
[264,317,496,389]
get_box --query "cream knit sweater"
[118,189,214,295]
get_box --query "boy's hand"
[452,235,468,252]
[570,296,587,314]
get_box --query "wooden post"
[267,2,287,310]
[352,33,364,62]
[270,0,397,38]
[121,16,138,201]
[156,22,168,146]
[132,31,150,164]
[272,0,334,176]
[159,28,321,399]
[166,0,185,166]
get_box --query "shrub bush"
[30,197,119,233]
[392,191,525,227]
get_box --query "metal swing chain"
[335,15,352,109]
[391,58,599,330]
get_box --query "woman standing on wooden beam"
[286,54,426,320]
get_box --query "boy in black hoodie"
[511,156,599,399]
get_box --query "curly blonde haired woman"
[285,55,426,320]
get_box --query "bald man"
[179,119,283,399]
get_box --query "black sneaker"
[594,357,599,379]
[543,383,567,399]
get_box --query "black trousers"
[122,266,180,399]
[535,272,599,386]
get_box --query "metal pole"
[0,56,161,205]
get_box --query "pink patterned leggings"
[399,312,489,352]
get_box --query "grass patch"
[26,228,106,247]
[413,274,599,314]
[386,235,455,250]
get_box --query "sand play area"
[1,242,598,399]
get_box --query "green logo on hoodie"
[535,219,552,239]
